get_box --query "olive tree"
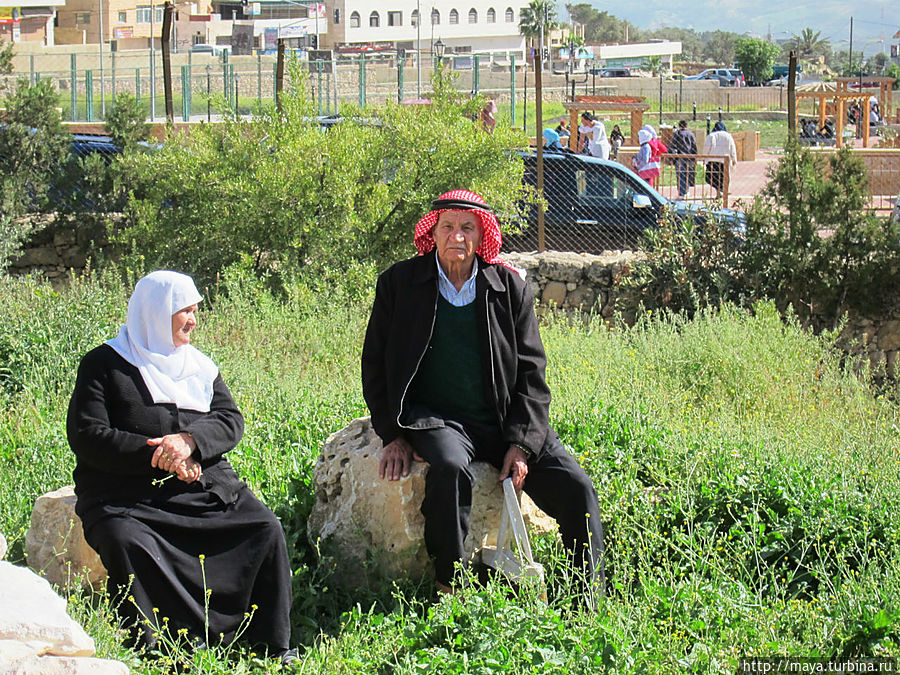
[734,38,780,85]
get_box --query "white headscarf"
[107,270,219,412]
[641,124,658,139]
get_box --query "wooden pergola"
[794,81,874,148]
[563,97,651,153]
[834,76,895,121]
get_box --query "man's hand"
[499,444,529,492]
[379,437,415,481]
[148,432,196,474]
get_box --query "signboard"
[278,24,307,39]
[0,7,20,24]
[264,27,278,51]
[248,2,260,15]
[307,3,324,19]
[231,23,254,55]
[334,41,393,53]
[113,26,133,39]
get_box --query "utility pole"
[98,0,105,115]
[535,47,544,253]
[416,0,421,97]
[150,0,156,119]
[162,1,174,123]
[848,17,853,77]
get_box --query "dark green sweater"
[408,296,495,424]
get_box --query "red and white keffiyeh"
[413,189,504,262]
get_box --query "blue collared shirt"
[436,256,478,307]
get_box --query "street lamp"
[434,38,447,68]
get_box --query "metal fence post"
[510,54,516,127]
[222,62,229,107]
[273,63,278,100]
[257,52,262,107]
[29,55,34,84]
[70,54,77,121]
[135,67,141,104]
[181,65,190,121]
[111,52,116,99]
[85,70,94,122]
[397,57,404,103]
[358,53,366,107]
[318,60,324,114]
[473,55,479,94]
[149,48,156,121]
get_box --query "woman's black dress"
[66,345,291,652]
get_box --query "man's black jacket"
[361,250,552,459]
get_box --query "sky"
[562,0,898,57]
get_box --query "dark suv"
[503,152,745,253]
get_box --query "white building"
[325,1,530,62]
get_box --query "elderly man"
[361,189,604,596]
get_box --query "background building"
[1,0,66,44]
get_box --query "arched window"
[486,7,496,23]
[449,9,458,24]
[431,8,439,24]
[411,9,418,26]
[468,8,477,23]
[369,11,379,27]
[349,10,360,27]
[505,7,514,22]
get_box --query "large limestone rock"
[0,561,95,660]
[25,486,107,590]
[307,417,557,585]
[0,655,129,675]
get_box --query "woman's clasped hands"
[148,432,202,483]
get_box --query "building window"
[468,8,476,23]
[387,11,401,26]
[118,10,127,22]
[486,7,495,23]
[349,10,360,27]
[369,11,379,27]
[449,9,458,24]
[505,7,514,22]
[431,9,439,24]
[76,11,90,24]
[411,9,418,26]
[136,6,151,23]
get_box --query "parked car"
[189,44,231,57]
[685,68,745,87]
[589,67,631,78]
[503,151,745,253]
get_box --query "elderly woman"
[67,271,293,661]
[361,190,604,596]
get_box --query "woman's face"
[433,210,482,270]
[172,304,198,347]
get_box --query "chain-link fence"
[4,48,829,123]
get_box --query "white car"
[189,44,231,57]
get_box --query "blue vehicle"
[504,151,745,253]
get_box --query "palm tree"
[519,0,558,71]
[788,28,830,61]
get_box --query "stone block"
[0,655,129,675]
[25,487,107,590]
[566,285,596,312]
[16,247,61,267]
[541,281,567,307]
[586,262,613,286]
[876,320,900,352]
[537,252,585,283]
[60,248,88,269]
[0,561,95,658]
[52,231,77,247]
[307,417,557,587]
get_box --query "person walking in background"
[579,112,611,160]
[480,98,498,133]
[633,128,661,187]
[702,120,737,200]
[609,124,625,160]
[669,120,698,199]
[642,124,668,167]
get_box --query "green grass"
[1,270,899,673]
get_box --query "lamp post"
[434,37,445,70]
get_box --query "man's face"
[433,210,482,270]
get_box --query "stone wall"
[6,217,109,283]
[501,250,643,320]
[502,250,899,378]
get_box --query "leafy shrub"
[104,92,150,150]
[741,138,900,326]
[116,65,531,285]
[619,211,744,318]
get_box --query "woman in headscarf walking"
[702,120,737,200]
